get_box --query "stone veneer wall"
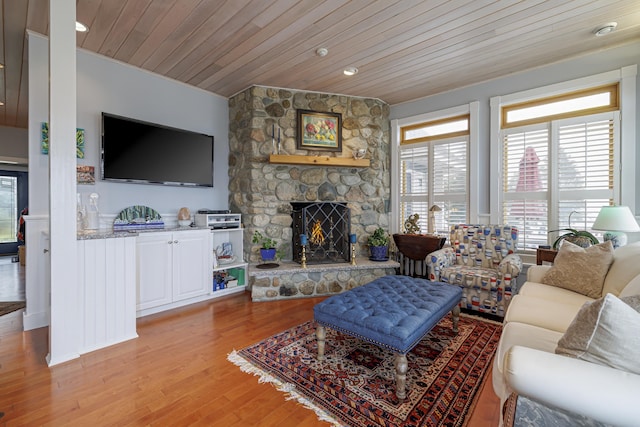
[228,86,393,300]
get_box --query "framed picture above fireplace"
[296,109,342,152]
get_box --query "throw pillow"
[541,241,614,298]
[555,293,640,375]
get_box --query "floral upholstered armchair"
[426,224,523,318]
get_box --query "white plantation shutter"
[400,145,430,232]
[432,140,468,232]
[400,119,469,234]
[502,126,549,250]
[502,111,618,250]
[556,115,615,232]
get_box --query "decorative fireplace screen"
[291,202,351,264]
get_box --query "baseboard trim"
[23,310,49,331]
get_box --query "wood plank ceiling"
[1,0,639,129]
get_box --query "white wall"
[0,125,28,159]
[28,32,230,220]
[0,125,28,170]
[390,41,640,216]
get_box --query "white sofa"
[492,241,640,426]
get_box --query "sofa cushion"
[518,281,594,307]
[525,265,552,283]
[555,294,640,375]
[504,295,584,333]
[541,241,614,298]
[602,242,640,296]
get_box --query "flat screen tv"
[101,113,214,187]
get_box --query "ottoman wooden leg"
[451,305,460,334]
[316,325,326,361]
[395,353,408,401]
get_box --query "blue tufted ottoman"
[313,275,462,400]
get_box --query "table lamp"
[592,205,640,249]
[429,204,441,234]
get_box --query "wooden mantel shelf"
[269,154,370,168]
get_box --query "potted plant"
[549,210,599,249]
[550,228,599,249]
[367,227,390,261]
[252,230,278,262]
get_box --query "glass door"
[0,171,28,256]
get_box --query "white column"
[620,65,637,211]
[47,0,80,366]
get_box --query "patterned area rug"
[0,301,25,317]
[228,315,502,427]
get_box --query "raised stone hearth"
[249,258,399,302]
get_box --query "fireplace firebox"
[291,202,351,264]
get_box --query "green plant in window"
[549,211,599,249]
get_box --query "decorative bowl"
[393,234,446,260]
[177,207,191,220]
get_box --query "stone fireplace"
[227,86,397,301]
[291,202,350,264]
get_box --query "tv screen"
[101,113,214,187]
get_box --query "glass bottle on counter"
[76,193,86,231]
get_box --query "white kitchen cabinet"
[136,228,211,316]
[172,230,211,301]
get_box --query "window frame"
[501,84,619,128]
[401,114,470,144]
[391,102,480,235]
[399,135,469,234]
[490,66,636,261]
[501,111,619,251]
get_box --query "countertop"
[77,225,210,240]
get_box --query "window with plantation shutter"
[400,145,430,232]
[433,140,468,229]
[502,126,549,250]
[400,115,469,234]
[555,116,615,234]
[492,70,637,258]
[501,110,618,251]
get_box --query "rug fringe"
[227,350,345,427]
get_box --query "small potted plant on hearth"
[367,227,390,261]
[252,230,278,262]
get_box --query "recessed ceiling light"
[0,63,4,69]
[343,67,358,76]
[315,47,328,57]
[0,101,4,106]
[76,21,89,32]
[593,22,617,36]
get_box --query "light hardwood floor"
[0,291,500,426]
[0,256,25,302]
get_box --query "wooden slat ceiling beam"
[0,0,638,129]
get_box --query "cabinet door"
[172,230,211,301]
[136,232,173,310]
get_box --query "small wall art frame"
[296,109,342,152]
[41,122,85,159]
[77,165,95,185]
